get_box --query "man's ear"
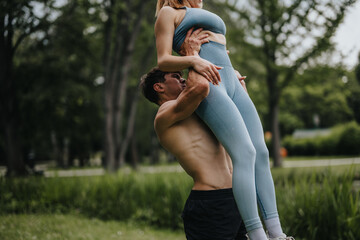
[153,83,165,93]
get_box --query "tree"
[347,53,360,124]
[221,0,356,166]
[101,0,156,171]
[0,0,53,176]
[280,65,354,134]
[356,52,360,85]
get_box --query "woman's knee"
[255,144,270,165]
[230,142,256,167]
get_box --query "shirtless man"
[140,29,248,240]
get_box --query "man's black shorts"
[182,188,247,240]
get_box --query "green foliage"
[10,0,104,163]
[279,65,354,135]
[1,168,360,239]
[0,173,193,229]
[356,53,360,85]
[283,122,360,156]
[275,169,360,240]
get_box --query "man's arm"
[168,28,218,120]
[155,70,210,132]
[155,30,212,131]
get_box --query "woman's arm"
[155,7,221,83]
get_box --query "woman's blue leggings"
[196,41,279,232]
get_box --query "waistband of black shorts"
[188,188,234,200]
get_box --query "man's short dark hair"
[140,67,182,105]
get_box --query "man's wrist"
[185,50,199,57]
[189,56,198,68]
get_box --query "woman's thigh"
[195,83,254,159]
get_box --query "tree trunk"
[114,1,147,167]
[3,117,27,176]
[102,0,153,171]
[266,70,283,167]
[150,134,159,164]
[104,0,157,171]
[62,137,70,168]
[130,133,139,169]
[51,131,62,167]
[104,88,116,172]
[119,91,140,167]
[269,99,282,167]
[102,0,116,172]
[0,16,26,176]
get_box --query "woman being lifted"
[155,1,294,239]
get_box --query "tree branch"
[280,5,347,90]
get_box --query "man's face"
[162,72,186,99]
[188,0,203,8]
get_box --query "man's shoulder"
[154,100,177,132]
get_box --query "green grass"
[0,214,185,240]
[1,165,359,240]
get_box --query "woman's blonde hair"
[155,0,191,17]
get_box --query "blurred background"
[1,0,360,239]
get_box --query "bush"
[337,122,360,155]
[283,121,360,156]
[0,172,193,229]
[1,169,359,239]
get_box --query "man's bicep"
[173,90,203,121]
[173,71,209,121]
[157,91,201,125]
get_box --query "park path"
[282,157,360,168]
[1,157,360,177]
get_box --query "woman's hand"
[193,57,222,85]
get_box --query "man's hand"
[234,70,247,94]
[179,27,209,56]
[179,27,221,85]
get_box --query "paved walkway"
[1,157,359,177]
[282,157,360,168]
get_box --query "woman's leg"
[230,76,278,218]
[229,70,284,237]
[195,83,264,234]
[197,41,277,238]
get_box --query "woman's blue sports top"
[173,7,226,53]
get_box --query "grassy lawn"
[0,214,185,240]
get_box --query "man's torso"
[155,113,232,190]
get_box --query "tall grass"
[1,168,359,239]
[274,169,360,240]
[0,172,192,229]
